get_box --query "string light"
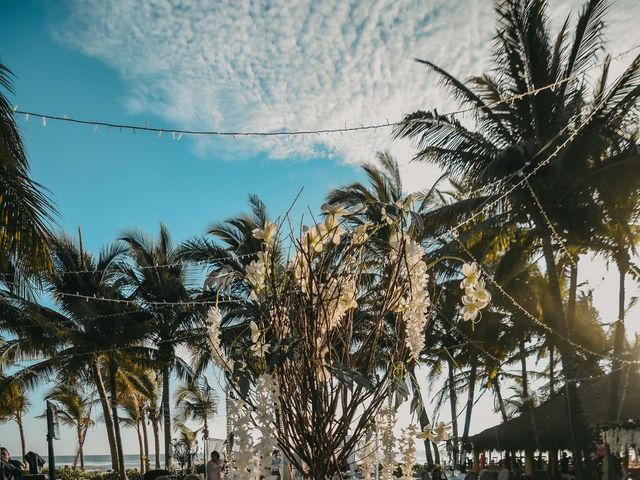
[453,238,640,365]
[10,44,638,140]
[525,179,577,267]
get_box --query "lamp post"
[46,401,59,480]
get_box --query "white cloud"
[56,0,639,193]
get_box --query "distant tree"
[0,375,30,460]
[45,382,95,469]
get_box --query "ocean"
[28,455,167,471]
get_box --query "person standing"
[271,449,282,479]
[206,451,223,480]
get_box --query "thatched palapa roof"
[469,370,640,451]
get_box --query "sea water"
[19,455,166,471]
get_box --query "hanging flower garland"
[377,406,397,480]
[399,424,418,480]
[254,374,279,479]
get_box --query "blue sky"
[1,0,639,460]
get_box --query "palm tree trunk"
[462,355,478,441]
[408,364,434,467]
[447,359,459,470]
[151,414,161,469]
[567,261,578,336]
[494,376,508,422]
[162,365,172,469]
[74,425,83,469]
[108,356,128,480]
[541,233,585,480]
[16,414,26,461]
[203,416,209,477]
[91,357,119,471]
[609,258,627,421]
[519,336,529,401]
[136,424,144,473]
[140,405,150,473]
[80,427,86,470]
[549,345,555,396]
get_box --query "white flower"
[399,424,418,480]
[321,203,349,218]
[460,262,481,289]
[207,306,229,370]
[460,297,482,322]
[249,321,261,343]
[251,340,270,358]
[434,421,450,441]
[252,221,278,245]
[245,251,269,297]
[417,424,438,442]
[376,407,396,480]
[351,224,370,245]
[324,214,346,245]
[459,263,491,323]
[301,223,328,253]
[466,278,491,308]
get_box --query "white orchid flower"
[251,340,270,358]
[321,203,349,218]
[460,298,481,322]
[249,320,261,343]
[466,279,492,308]
[417,424,437,442]
[252,221,278,244]
[302,223,328,252]
[460,262,481,289]
[434,422,451,441]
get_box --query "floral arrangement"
[205,200,487,479]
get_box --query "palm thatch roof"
[469,370,640,451]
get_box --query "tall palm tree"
[589,129,640,420]
[119,224,198,469]
[395,1,640,472]
[174,376,219,468]
[119,392,146,473]
[179,195,280,377]
[45,381,95,469]
[0,232,149,479]
[0,375,30,460]
[0,62,55,270]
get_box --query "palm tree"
[0,62,55,270]
[174,376,218,468]
[179,195,280,376]
[0,375,30,460]
[119,224,199,469]
[45,382,95,469]
[119,392,146,473]
[395,1,640,472]
[589,129,640,420]
[0,232,149,479]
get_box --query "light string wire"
[0,251,258,278]
[11,44,639,139]
[0,102,611,315]
[0,45,635,280]
[525,178,577,267]
[421,43,640,199]
[453,237,640,366]
[435,43,640,250]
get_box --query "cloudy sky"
[1,0,639,459]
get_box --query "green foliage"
[53,468,144,480]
